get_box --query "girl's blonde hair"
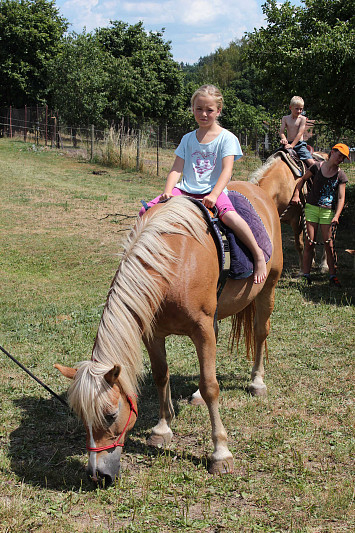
[191,85,224,111]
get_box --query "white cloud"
[56,0,268,63]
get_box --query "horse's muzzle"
[87,447,122,487]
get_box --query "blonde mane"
[67,197,209,428]
[249,157,278,185]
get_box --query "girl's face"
[330,149,346,164]
[193,95,221,128]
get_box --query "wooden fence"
[1,106,354,173]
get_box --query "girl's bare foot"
[253,253,267,284]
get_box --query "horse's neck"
[259,161,296,213]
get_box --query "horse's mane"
[249,157,278,185]
[67,196,209,428]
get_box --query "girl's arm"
[202,155,234,208]
[332,182,346,224]
[291,170,312,204]
[160,156,184,201]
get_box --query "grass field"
[0,138,354,532]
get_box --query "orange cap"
[332,143,350,160]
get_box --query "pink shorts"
[139,188,236,218]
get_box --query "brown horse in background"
[248,152,328,274]
[56,187,282,485]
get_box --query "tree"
[182,38,266,111]
[49,32,110,128]
[245,0,355,130]
[0,0,68,106]
[221,89,269,136]
[96,21,184,124]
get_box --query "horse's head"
[55,363,138,487]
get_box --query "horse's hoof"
[190,389,206,406]
[147,432,172,448]
[248,382,267,397]
[209,457,234,475]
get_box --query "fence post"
[24,105,27,142]
[136,129,140,171]
[91,124,94,160]
[156,125,160,176]
[51,116,56,148]
[119,123,122,163]
[9,106,12,138]
[45,105,48,146]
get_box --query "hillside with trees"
[0,0,353,141]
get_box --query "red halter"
[86,395,138,453]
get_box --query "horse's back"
[227,180,280,234]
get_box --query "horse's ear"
[104,365,122,386]
[54,363,77,379]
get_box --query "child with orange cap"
[291,143,349,287]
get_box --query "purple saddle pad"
[223,190,272,280]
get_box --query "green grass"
[0,138,354,532]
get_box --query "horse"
[249,152,328,274]
[55,185,283,485]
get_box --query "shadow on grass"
[8,370,243,490]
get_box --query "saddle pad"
[223,191,272,280]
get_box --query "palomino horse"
[55,185,282,484]
[249,153,328,274]
[249,157,305,272]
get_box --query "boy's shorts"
[305,203,335,224]
[139,187,235,218]
[293,141,312,161]
[139,187,236,218]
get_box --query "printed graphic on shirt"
[192,150,217,178]
[319,178,338,207]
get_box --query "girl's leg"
[220,210,267,284]
[139,187,183,216]
[303,221,318,275]
[320,223,336,275]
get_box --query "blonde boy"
[280,96,315,166]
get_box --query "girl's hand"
[202,194,217,209]
[280,139,288,145]
[331,216,339,226]
[159,192,173,202]
[291,194,299,205]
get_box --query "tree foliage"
[0,0,68,106]
[49,32,110,128]
[245,0,355,129]
[96,21,184,124]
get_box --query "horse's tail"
[228,302,268,362]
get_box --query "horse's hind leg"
[191,320,233,474]
[289,217,304,274]
[144,336,174,447]
[249,281,277,397]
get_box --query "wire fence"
[1,106,354,175]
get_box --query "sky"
[54,0,302,65]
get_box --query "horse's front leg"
[144,335,174,447]
[192,320,233,474]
